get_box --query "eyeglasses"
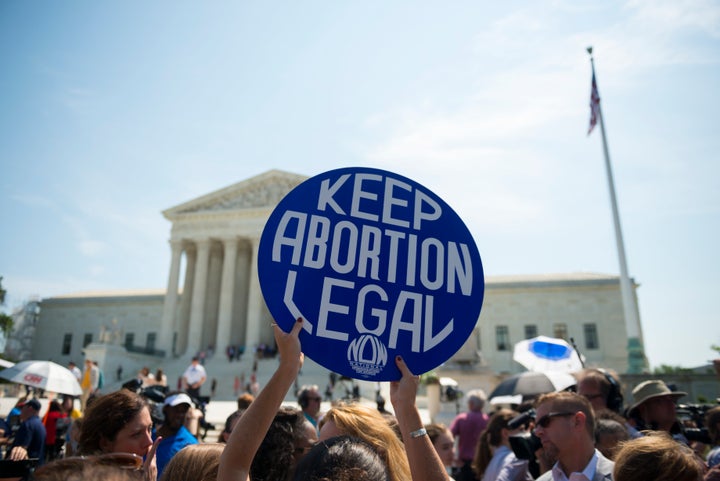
[93,453,144,470]
[533,412,576,433]
[582,393,605,401]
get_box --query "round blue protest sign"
[258,167,484,381]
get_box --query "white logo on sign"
[347,334,388,376]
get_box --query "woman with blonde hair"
[318,402,411,481]
[159,443,224,481]
[218,318,449,481]
[472,409,532,481]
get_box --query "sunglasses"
[533,411,576,431]
[92,453,144,470]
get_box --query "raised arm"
[390,356,451,481]
[217,318,304,481]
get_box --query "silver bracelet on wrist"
[410,427,428,438]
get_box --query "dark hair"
[578,368,624,412]
[298,385,319,409]
[472,409,517,478]
[219,409,244,443]
[48,400,62,413]
[78,390,149,455]
[250,407,310,481]
[292,435,389,481]
[705,406,720,443]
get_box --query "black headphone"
[599,369,624,413]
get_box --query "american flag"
[587,71,600,135]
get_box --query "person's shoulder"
[452,411,468,421]
[535,471,553,481]
[179,425,199,443]
[708,445,720,466]
[595,450,615,477]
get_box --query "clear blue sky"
[1,1,718,369]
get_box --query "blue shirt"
[708,446,720,468]
[9,415,46,464]
[154,425,198,478]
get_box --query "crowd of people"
[434,367,720,481]
[1,336,719,481]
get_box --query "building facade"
[29,169,644,375]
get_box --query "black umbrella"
[489,371,577,402]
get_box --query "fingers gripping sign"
[273,317,304,373]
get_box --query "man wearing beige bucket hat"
[627,380,686,435]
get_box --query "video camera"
[506,409,542,479]
[121,378,167,425]
[676,403,713,444]
[507,409,542,461]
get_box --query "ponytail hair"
[472,409,517,478]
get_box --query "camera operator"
[576,369,623,414]
[627,380,687,441]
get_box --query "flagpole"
[587,47,648,374]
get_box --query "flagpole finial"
[586,46,593,56]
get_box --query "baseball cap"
[164,393,193,407]
[25,399,42,411]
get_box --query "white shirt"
[183,363,207,385]
[481,445,533,481]
[550,449,598,481]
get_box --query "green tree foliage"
[652,364,692,375]
[0,313,12,336]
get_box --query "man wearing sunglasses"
[533,391,614,481]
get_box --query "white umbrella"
[0,358,15,368]
[513,336,584,373]
[0,360,82,396]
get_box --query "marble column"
[216,238,238,352]
[177,244,196,356]
[244,238,263,351]
[204,243,223,350]
[159,240,183,355]
[233,242,251,346]
[187,239,211,355]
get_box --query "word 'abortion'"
[271,173,475,296]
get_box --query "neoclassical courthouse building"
[26,170,644,376]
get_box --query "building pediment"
[163,169,308,220]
